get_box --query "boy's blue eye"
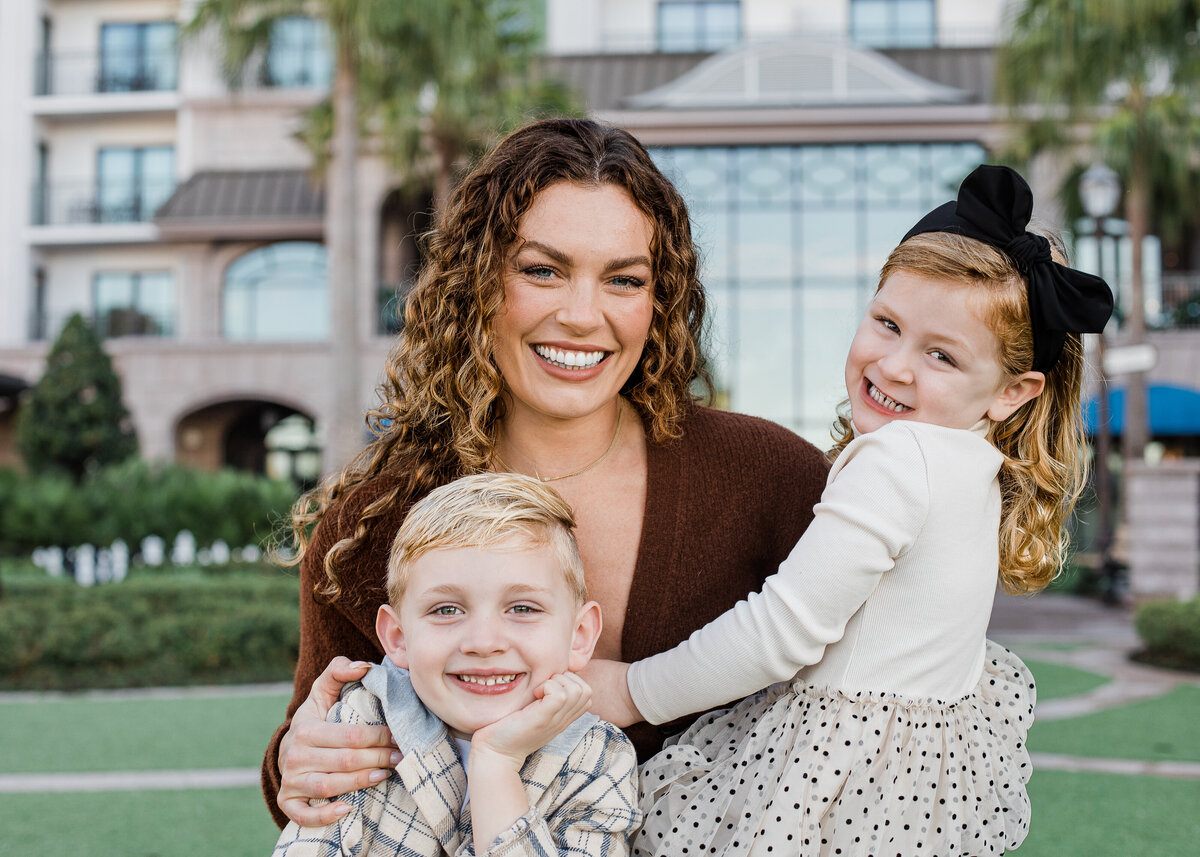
[509,604,539,614]
[433,605,462,616]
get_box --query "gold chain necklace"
[493,405,625,483]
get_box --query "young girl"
[589,165,1113,856]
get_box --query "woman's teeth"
[868,382,911,413]
[457,674,519,686]
[534,345,605,369]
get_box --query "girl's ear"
[376,604,409,669]
[567,601,603,673]
[987,370,1046,422]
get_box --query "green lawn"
[0,691,291,773]
[1028,684,1200,763]
[1024,657,1111,702]
[1020,770,1200,856]
[0,787,281,857]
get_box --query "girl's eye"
[432,605,462,616]
[930,349,957,367]
[876,316,899,334]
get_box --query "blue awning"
[1083,384,1200,435]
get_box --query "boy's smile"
[377,538,598,739]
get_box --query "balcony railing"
[30,308,175,343]
[1159,273,1200,329]
[31,181,177,227]
[34,50,178,97]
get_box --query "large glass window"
[223,242,328,341]
[94,271,175,337]
[850,0,935,48]
[96,146,175,222]
[650,142,984,444]
[658,1,741,52]
[99,22,178,92]
[263,16,332,88]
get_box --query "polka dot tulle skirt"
[634,641,1035,857]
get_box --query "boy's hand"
[470,672,592,771]
[578,659,641,727]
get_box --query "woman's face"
[492,181,656,425]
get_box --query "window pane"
[99,24,138,92]
[144,22,178,90]
[140,147,175,216]
[267,17,331,87]
[658,4,697,52]
[97,148,136,222]
[138,272,176,335]
[895,0,935,47]
[700,3,740,50]
[224,242,328,341]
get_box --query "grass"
[1020,770,1200,856]
[0,691,292,773]
[1023,658,1110,702]
[1028,685,1200,763]
[0,787,281,857]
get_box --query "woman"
[265,118,831,829]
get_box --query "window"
[96,146,175,223]
[658,1,740,52]
[99,22,178,92]
[849,0,935,48]
[649,141,984,443]
[263,17,332,88]
[94,271,175,337]
[223,242,328,341]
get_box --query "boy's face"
[377,537,600,738]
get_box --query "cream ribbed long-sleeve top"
[628,420,1005,726]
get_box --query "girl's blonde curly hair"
[830,232,1088,594]
[288,118,713,598]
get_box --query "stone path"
[4,594,1197,793]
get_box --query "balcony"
[32,49,179,117]
[28,180,174,246]
[30,308,175,343]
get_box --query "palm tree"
[997,0,1200,462]
[187,0,575,471]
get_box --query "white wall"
[45,0,180,52]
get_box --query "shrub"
[16,313,137,478]
[0,570,300,690]
[1134,595,1200,673]
[0,460,296,553]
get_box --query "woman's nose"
[556,281,603,332]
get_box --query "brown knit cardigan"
[262,405,831,828]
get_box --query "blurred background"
[0,1,1197,855]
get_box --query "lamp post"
[1079,162,1121,600]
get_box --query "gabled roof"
[155,170,324,240]
[626,39,969,109]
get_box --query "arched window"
[223,242,327,341]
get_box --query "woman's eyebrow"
[517,240,571,267]
[604,255,653,272]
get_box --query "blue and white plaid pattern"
[272,664,641,857]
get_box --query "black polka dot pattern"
[632,641,1035,857]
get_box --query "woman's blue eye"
[523,265,555,279]
[611,275,646,289]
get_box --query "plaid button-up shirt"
[272,661,641,857]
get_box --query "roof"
[543,43,994,111]
[155,170,325,240]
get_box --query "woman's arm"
[627,426,931,725]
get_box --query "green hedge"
[0,460,297,554]
[0,570,300,690]
[1135,595,1200,673]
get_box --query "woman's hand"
[579,659,642,727]
[276,657,401,827]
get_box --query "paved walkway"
[3,593,1197,793]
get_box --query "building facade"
[1,0,1197,480]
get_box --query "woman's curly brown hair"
[287,118,713,597]
[829,232,1088,595]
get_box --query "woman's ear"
[987,371,1046,422]
[567,601,603,673]
[376,604,409,669]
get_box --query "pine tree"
[16,314,139,479]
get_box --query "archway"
[175,399,322,487]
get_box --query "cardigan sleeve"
[628,423,932,725]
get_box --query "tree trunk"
[324,39,362,472]
[1121,149,1150,464]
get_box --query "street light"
[1079,162,1121,602]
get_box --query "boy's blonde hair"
[831,231,1087,595]
[386,473,587,607]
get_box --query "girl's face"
[492,181,656,425]
[844,271,1045,435]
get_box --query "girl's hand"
[578,659,641,727]
[470,672,593,770]
[276,657,400,827]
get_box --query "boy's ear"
[568,600,603,673]
[987,370,1046,422]
[376,604,409,669]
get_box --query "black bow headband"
[902,165,1114,372]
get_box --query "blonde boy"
[271,473,641,857]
